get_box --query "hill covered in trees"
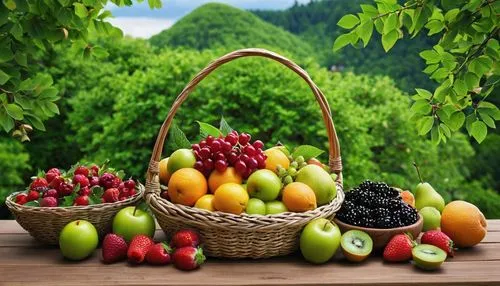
[149,3,314,59]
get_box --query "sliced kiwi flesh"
[412,244,447,270]
[341,230,373,262]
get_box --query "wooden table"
[0,220,498,285]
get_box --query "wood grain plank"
[0,260,499,285]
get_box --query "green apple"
[295,165,336,206]
[247,169,282,201]
[300,218,341,264]
[246,198,266,215]
[265,201,288,214]
[59,220,98,260]
[419,206,441,231]
[112,206,156,242]
[167,148,196,174]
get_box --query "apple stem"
[133,205,138,216]
[413,162,424,183]
[322,221,329,231]
[76,220,80,226]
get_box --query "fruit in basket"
[421,230,454,257]
[336,180,419,228]
[213,183,249,214]
[419,207,441,231]
[295,165,336,206]
[127,234,155,263]
[246,169,282,201]
[40,196,58,207]
[383,233,415,262]
[99,173,117,189]
[74,195,90,206]
[103,188,120,203]
[43,188,58,198]
[74,166,90,177]
[59,220,98,260]
[168,168,208,206]
[15,193,28,205]
[412,244,447,270]
[307,158,324,168]
[159,157,171,184]
[300,218,341,264]
[146,243,172,265]
[58,181,74,197]
[264,147,290,172]
[30,177,48,192]
[208,167,242,193]
[73,174,90,188]
[112,206,156,242]
[340,230,373,262]
[194,194,215,211]
[171,229,201,248]
[440,200,487,248]
[26,190,39,202]
[413,163,445,212]
[265,200,288,214]
[246,198,266,215]
[282,182,317,212]
[102,233,128,264]
[172,246,206,271]
[168,149,196,174]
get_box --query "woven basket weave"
[145,48,344,259]
[6,184,144,245]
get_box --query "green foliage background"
[1,1,498,219]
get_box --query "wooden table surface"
[0,220,498,286]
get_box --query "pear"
[413,163,445,212]
[419,206,441,231]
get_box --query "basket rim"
[5,183,145,212]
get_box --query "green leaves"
[74,3,88,18]
[420,50,441,64]
[382,30,398,52]
[197,121,222,138]
[337,14,359,29]
[468,56,493,77]
[417,116,434,135]
[291,145,324,161]
[5,104,23,120]
[219,116,233,135]
[470,121,487,143]
[169,124,191,150]
[333,33,355,52]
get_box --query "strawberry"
[99,173,116,189]
[127,235,154,264]
[89,176,100,187]
[30,178,48,192]
[112,177,122,188]
[27,190,40,202]
[15,193,28,205]
[74,166,90,177]
[90,165,99,177]
[74,196,89,206]
[40,197,58,207]
[421,230,455,257]
[45,168,60,183]
[73,174,90,188]
[172,246,206,271]
[146,243,172,265]
[43,189,58,198]
[78,186,91,196]
[171,229,201,248]
[102,233,128,264]
[46,168,61,175]
[49,176,64,190]
[383,233,415,262]
[103,188,120,203]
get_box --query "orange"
[213,183,249,215]
[264,147,290,173]
[282,182,317,212]
[441,200,487,248]
[158,157,171,185]
[208,167,243,193]
[168,168,207,206]
[400,189,415,207]
[194,194,215,211]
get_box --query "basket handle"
[146,48,343,186]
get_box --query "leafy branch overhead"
[0,0,161,141]
[334,0,500,144]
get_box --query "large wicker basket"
[145,48,344,259]
[6,184,144,245]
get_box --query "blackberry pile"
[336,180,419,228]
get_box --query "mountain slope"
[149,3,314,59]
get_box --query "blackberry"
[374,207,391,218]
[388,199,407,210]
[375,216,394,228]
[372,197,390,208]
[359,191,377,207]
[359,180,375,191]
[400,205,419,225]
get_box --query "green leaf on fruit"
[197,121,222,138]
[219,116,233,135]
[89,187,104,205]
[291,145,324,161]
[115,170,125,180]
[24,200,39,207]
[169,124,191,150]
[61,192,78,207]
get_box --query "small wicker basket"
[145,48,345,259]
[6,184,144,245]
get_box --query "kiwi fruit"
[412,244,447,270]
[340,230,373,262]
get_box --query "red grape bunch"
[191,131,267,179]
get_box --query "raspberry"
[99,173,116,189]
[73,174,90,188]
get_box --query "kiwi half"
[340,230,373,262]
[412,244,447,270]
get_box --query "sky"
[107,0,310,38]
